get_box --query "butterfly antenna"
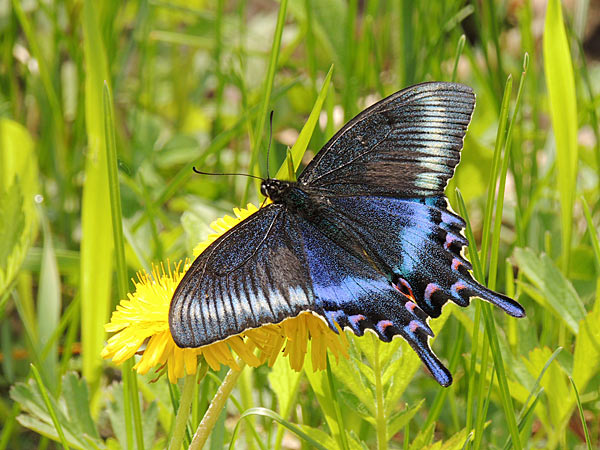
[266,110,274,179]
[192,167,264,181]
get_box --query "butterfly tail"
[463,281,526,318]
[376,299,453,387]
[405,327,453,387]
[319,290,453,387]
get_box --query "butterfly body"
[170,82,525,387]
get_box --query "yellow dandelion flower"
[102,203,349,383]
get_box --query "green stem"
[190,366,245,450]
[326,354,349,450]
[169,374,196,450]
[372,335,387,450]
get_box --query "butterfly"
[169,82,525,387]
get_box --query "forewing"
[298,82,475,197]
[169,205,314,347]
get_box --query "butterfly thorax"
[260,179,293,203]
[261,179,315,215]
[262,179,371,264]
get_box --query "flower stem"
[169,374,196,450]
[190,365,245,450]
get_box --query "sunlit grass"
[1,1,599,449]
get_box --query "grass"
[1,0,600,449]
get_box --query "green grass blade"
[422,324,464,432]
[103,83,144,450]
[502,390,543,450]
[228,407,330,450]
[480,75,512,277]
[473,333,490,448]
[569,377,593,450]
[582,197,600,269]
[451,35,466,82]
[481,304,522,449]
[0,402,19,450]
[457,183,521,448]
[455,190,484,280]
[543,0,578,272]
[455,189,483,444]
[11,0,65,174]
[243,0,289,202]
[81,0,113,391]
[274,65,334,180]
[102,82,127,329]
[488,53,528,290]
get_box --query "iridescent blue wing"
[169,205,314,347]
[298,82,475,198]
[320,196,524,319]
[292,196,524,386]
[292,213,454,386]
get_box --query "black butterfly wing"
[289,195,523,386]
[169,205,314,347]
[292,212,453,386]
[170,81,524,387]
[298,82,475,198]
[318,195,525,319]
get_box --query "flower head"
[102,203,349,382]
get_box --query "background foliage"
[1,0,599,448]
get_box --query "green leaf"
[522,347,571,428]
[422,428,470,450]
[0,119,38,295]
[386,399,424,438]
[330,348,375,417]
[106,381,128,449]
[298,425,339,450]
[0,182,25,275]
[10,373,105,450]
[543,0,578,270]
[573,309,600,391]
[36,210,61,393]
[267,350,303,418]
[410,423,435,450]
[303,346,342,439]
[336,389,374,421]
[515,248,586,333]
[62,373,99,440]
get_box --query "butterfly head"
[260,179,291,203]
